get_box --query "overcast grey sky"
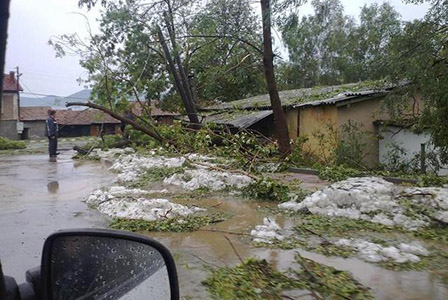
[5,0,429,98]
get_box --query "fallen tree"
[66,101,165,144]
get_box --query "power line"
[20,91,91,101]
[20,80,61,106]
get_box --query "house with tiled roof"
[20,107,122,138]
[0,71,23,139]
[20,101,177,138]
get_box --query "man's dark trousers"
[49,137,58,157]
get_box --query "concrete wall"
[1,93,18,120]
[0,120,20,140]
[23,121,46,139]
[285,109,299,141]
[90,124,120,136]
[337,97,387,167]
[379,125,447,175]
[299,105,338,161]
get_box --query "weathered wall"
[378,125,447,175]
[299,105,338,161]
[0,120,20,140]
[1,93,18,120]
[23,121,46,139]
[90,124,120,136]
[337,97,386,167]
[59,125,90,137]
[285,109,299,141]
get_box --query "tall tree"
[188,0,265,102]
[280,0,356,87]
[382,0,448,162]
[260,0,294,156]
[278,0,402,89]
[354,2,402,80]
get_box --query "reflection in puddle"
[47,181,59,193]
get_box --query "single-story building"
[20,107,121,138]
[0,71,23,140]
[20,101,178,139]
[19,106,52,139]
[202,82,424,168]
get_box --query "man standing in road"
[45,110,59,161]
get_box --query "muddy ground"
[0,143,447,299]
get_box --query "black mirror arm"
[0,260,7,299]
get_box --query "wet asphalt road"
[1,152,447,299]
[0,153,113,281]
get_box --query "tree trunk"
[164,11,196,108]
[260,0,291,157]
[157,26,199,124]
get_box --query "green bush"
[242,177,290,202]
[0,137,26,150]
[316,164,361,182]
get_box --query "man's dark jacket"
[45,116,58,138]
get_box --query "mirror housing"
[41,229,179,300]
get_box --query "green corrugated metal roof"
[203,110,273,128]
[203,82,385,111]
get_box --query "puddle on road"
[141,194,448,300]
[0,153,114,280]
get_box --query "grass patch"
[172,187,215,201]
[315,164,362,182]
[242,177,290,202]
[202,256,374,300]
[293,254,374,300]
[255,239,357,258]
[0,137,26,150]
[293,213,395,238]
[379,259,427,271]
[202,258,304,300]
[131,166,186,186]
[414,224,448,243]
[109,213,228,232]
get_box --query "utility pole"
[16,66,21,120]
[0,0,12,113]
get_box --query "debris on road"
[87,186,203,221]
[279,177,447,230]
[335,239,429,263]
[250,217,284,244]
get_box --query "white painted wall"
[379,125,448,176]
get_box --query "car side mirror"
[40,229,179,300]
